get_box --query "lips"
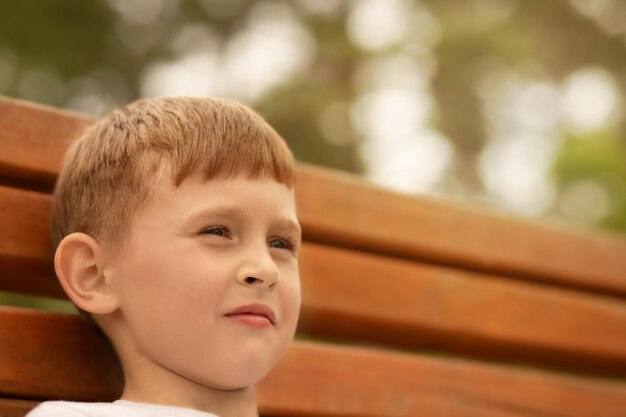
[225,303,276,326]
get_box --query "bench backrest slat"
[0,98,93,192]
[3,307,626,417]
[297,166,626,297]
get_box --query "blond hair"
[51,97,297,251]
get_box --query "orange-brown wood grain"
[297,164,626,296]
[260,341,626,417]
[0,399,38,417]
[0,307,123,401]
[298,243,626,376]
[0,97,95,192]
[0,186,61,297]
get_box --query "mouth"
[225,303,276,327]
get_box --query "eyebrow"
[184,206,246,226]
[272,217,302,238]
[184,205,301,236]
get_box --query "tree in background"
[1,0,624,234]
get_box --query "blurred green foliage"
[0,0,624,235]
[0,291,77,313]
[553,132,626,231]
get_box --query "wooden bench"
[1,96,626,417]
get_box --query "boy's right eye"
[200,226,231,238]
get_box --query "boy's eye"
[201,226,230,237]
[269,237,297,253]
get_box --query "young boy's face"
[103,175,301,393]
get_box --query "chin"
[178,335,294,391]
[200,367,272,391]
[227,358,277,388]
[230,340,290,383]
[187,352,280,391]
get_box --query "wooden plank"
[0,399,38,417]
[1,308,625,417]
[260,342,626,417]
[298,243,626,377]
[2,185,626,375]
[0,307,122,401]
[1,96,625,294]
[0,186,61,298]
[297,164,626,297]
[0,97,94,192]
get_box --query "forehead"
[138,175,298,227]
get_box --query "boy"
[27,97,302,417]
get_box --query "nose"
[236,246,280,290]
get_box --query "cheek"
[112,248,236,370]
[280,266,302,330]
[115,246,231,327]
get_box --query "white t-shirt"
[26,400,220,417]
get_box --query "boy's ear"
[54,233,119,315]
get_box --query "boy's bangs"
[168,116,297,188]
[125,97,296,188]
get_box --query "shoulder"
[26,400,220,417]
[26,401,121,417]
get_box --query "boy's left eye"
[200,225,231,238]
[269,237,296,252]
